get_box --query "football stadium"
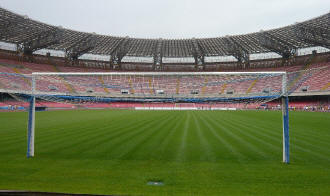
[0,1,329,195]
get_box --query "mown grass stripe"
[196,111,248,161]
[235,112,330,158]
[115,112,179,160]
[190,112,216,161]
[151,112,186,160]
[176,111,191,162]
[199,111,269,159]
[50,111,172,158]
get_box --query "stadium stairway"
[0,62,18,73]
[0,80,5,89]
[49,64,77,93]
[321,82,330,91]
[51,64,61,72]
[220,83,227,94]
[246,79,258,94]
[97,76,110,93]
[12,67,31,86]
[201,77,208,95]
[149,77,154,94]
[176,78,180,94]
[129,77,135,94]
[60,77,75,93]
[288,55,315,92]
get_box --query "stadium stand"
[0,58,329,110]
[1,59,329,94]
[0,7,329,111]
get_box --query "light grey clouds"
[0,0,329,38]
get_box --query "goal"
[26,72,290,163]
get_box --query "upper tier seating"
[0,59,329,95]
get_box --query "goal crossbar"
[31,71,287,76]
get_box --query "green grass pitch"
[0,110,329,195]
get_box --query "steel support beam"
[294,24,330,49]
[192,38,205,70]
[65,34,98,61]
[0,20,11,38]
[223,37,250,68]
[110,36,130,70]
[153,38,163,71]
[258,31,297,59]
[0,15,27,40]
[16,28,62,55]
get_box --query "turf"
[0,110,329,195]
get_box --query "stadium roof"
[0,7,329,64]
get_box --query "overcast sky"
[0,0,329,39]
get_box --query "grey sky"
[0,0,329,39]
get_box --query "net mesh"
[1,65,329,111]
[4,66,328,109]
[24,72,286,104]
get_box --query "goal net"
[29,72,288,104]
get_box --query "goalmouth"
[26,72,289,163]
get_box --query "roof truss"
[258,31,297,58]
[223,37,250,64]
[110,37,130,68]
[153,39,163,70]
[0,8,328,60]
[192,38,205,68]
[17,28,63,55]
[65,34,98,61]
[294,24,330,49]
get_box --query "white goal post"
[26,72,290,163]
